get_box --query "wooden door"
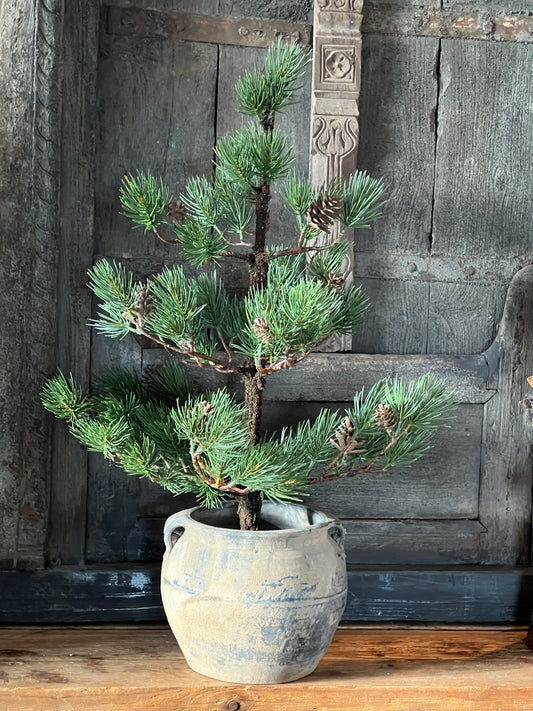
[2,0,533,623]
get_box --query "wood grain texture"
[354,35,439,353]
[47,0,99,567]
[479,266,533,564]
[357,35,439,257]
[95,26,218,258]
[433,40,533,258]
[352,279,430,354]
[0,0,37,568]
[1,566,533,623]
[363,2,533,42]
[105,5,312,48]
[427,282,506,355]
[1,626,532,710]
[0,0,63,570]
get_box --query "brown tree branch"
[123,313,238,373]
[310,430,408,485]
[155,230,180,245]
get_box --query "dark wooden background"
[1,0,533,622]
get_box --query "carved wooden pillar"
[309,0,363,351]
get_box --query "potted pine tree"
[42,42,454,684]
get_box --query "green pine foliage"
[119,172,171,232]
[239,255,369,364]
[330,376,456,477]
[42,368,455,505]
[42,39,455,520]
[236,40,311,123]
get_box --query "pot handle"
[328,522,346,550]
[163,512,187,554]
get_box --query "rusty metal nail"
[226,702,240,711]
[238,26,250,36]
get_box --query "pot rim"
[179,501,340,536]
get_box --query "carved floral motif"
[322,46,356,83]
[312,116,359,184]
[317,0,362,12]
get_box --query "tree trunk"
[237,490,263,531]
[244,368,265,444]
[235,180,272,530]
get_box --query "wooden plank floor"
[1,625,532,710]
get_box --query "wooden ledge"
[1,625,532,710]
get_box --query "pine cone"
[374,404,398,433]
[165,200,187,222]
[325,271,345,290]
[330,417,364,454]
[252,317,271,344]
[307,194,343,233]
[132,285,154,325]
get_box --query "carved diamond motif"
[322,45,356,84]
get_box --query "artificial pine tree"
[42,42,454,532]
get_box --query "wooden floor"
[1,625,532,710]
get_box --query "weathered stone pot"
[161,502,347,684]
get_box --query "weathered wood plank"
[0,1,65,570]
[354,252,526,283]
[352,279,430,354]
[433,40,533,258]
[479,266,533,564]
[355,35,439,353]
[218,0,313,24]
[95,29,218,258]
[1,626,532,711]
[106,5,312,48]
[1,626,533,711]
[1,566,533,623]
[0,1,38,568]
[427,282,506,355]
[142,350,494,403]
[47,0,99,567]
[363,2,533,42]
[343,519,488,564]
[357,35,439,257]
[128,517,488,566]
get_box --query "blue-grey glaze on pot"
[161,502,347,684]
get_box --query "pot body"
[161,502,347,684]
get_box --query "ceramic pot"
[161,502,347,684]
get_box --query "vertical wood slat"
[0,1,44,569]
[95,34,219,259]
[428,39,533,355]
[46,0,99,567]
[310,0,364,352]
[354,35,439,354]
[479,266,533,564]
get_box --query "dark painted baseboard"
[1,565,532,624]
